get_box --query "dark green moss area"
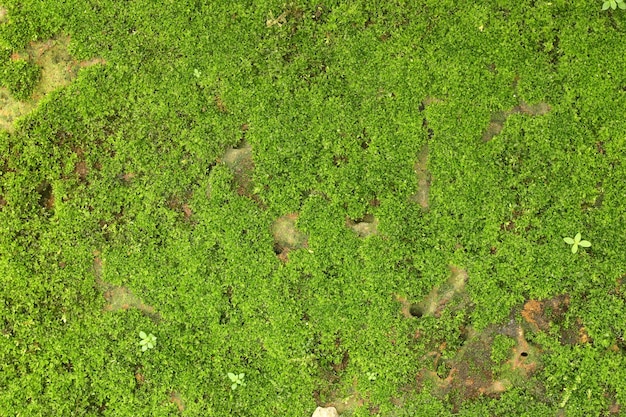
[0,1,625,416]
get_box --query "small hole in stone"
[520,351,528,357]
[409,304,423,318]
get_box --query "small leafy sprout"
[367,372,377,382]
[563,233,591,254]
[139,331,156,352]
[603,0,626,10]
[227,372,245,390]
[193,68,201,78]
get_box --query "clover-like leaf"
[139,332,156,352]
[564,233,591,254]
[227,372,245,389]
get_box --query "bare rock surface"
[312,406,339,417]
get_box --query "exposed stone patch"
[312,406,339,417]
[0,35,106,132]
[399,265,468,319]
[345,214,378,237]
[219,140,265,206]
[418,321,541,412]
[0,90,31,131]
[482,101,551,142]
[270,213,308,262]
[93,251,161,321]
[505,325,538,376]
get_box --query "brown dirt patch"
[395,294,413,319]
[120,172,136,183]
[0,35,106,132]
[419,322,541,412]
[36,181,55,211]
[482,101,551,142]
[266,4,305,28]
[135,371,145,386]
[167,193,194,221]
[215,95,228,113]
[609,402,621,415]
[521,295,590,346]
[169,391,185,412]
[521,294,569,333]
[271,213,308,262]
[71,146,89,181]
[101,286,157,315]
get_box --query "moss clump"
[0,57,40,100]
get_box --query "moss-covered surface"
[0,1,625,416]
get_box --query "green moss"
[491,334,516,366]
[0,1,624,415]
[0,58,40,100]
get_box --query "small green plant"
[367,372,377,382]
[563,233,591,254]
[227,372,245,390]
[138,331,156,352]
[602,0,626,10]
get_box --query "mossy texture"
[0,1,625,416]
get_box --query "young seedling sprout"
[139,331,156,352]
[227,372,245,390]
[563,233,591,254]
[603,0,626,10]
